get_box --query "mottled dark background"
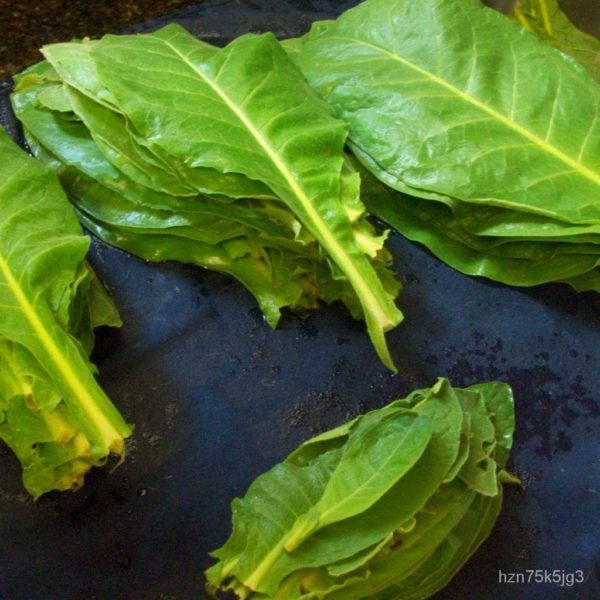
[0,0,198,78]
[0,0,599,78]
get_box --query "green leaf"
[442,411,472,484]
[12,79,234,215]
[72,201,317,330]
[455,389,499,496]
[326,533,394,578]
[206,448,343,596]
[301,0,600,224]
[14,67,402,333]
[14,24,403,370]
[359,164,600,289]
[248,380,466,591]
[24,42,274,201]
[285,411,432,551]
[468,381,515,468]
[562,268,600,294]
[0,126,131,498]
[85,27,402,369]
[322,480,476,600]
[378,491,503,600]
[28,129,391,330]
[65,83,276,200]
[66,261,122,355]
[207,379,517,599]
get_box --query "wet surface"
[0,2,599,599]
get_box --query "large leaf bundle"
[0,126,131,499]
[11,24,402,370]
[300,0,600,293]
[206,378,516,600]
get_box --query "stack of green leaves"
[299,0,600,293]
[10,24,402,370]
[206,378,517,600]
[0,126,132,499]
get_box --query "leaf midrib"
[327,35,600,187]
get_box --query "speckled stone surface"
[0,0,199,78]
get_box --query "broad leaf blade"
[286,411,432,550]
[39,38,275,201]
[302,0,600,224]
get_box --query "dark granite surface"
[0,0,199,78]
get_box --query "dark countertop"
[0,0,199,79]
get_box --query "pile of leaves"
[11,25,402,370]
[299,0,600,292]
[206,378,517,600]
[10,0,594,593]
[0,127,131,499]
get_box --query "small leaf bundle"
[11,24,402,370]
[0,126,131,499]
[300,0,600,293]
[206,378,516,600]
